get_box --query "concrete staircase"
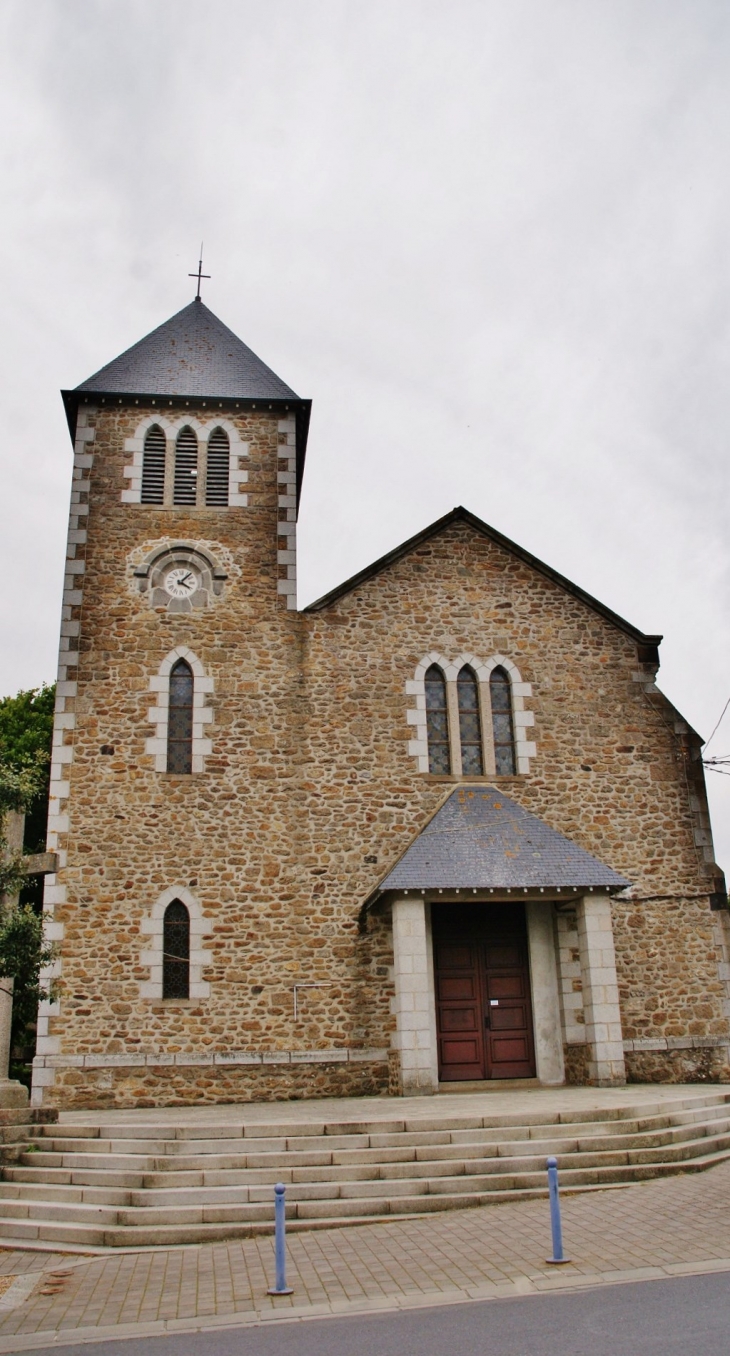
[2,1089,730,1250]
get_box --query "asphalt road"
[22,1271,730,1356]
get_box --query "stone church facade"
[31,296,730,1109]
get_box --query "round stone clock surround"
[133,544,227,613]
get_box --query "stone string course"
[34,399,730,1107]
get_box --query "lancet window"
[167,659,194,774]
[425,665,451,774]
[490,666,516,775]
[415,656,526,777]
[457,665,484,775]
[162,900,190,999]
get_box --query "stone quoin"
[31,293,730,1109]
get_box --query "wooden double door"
[433,904,536,1081]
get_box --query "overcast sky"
[1,0,728,866]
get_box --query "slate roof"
[372,787,631,896]
[74,298,300,401]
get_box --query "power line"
[703,696,730,753]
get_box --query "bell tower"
[33,294,311,1107]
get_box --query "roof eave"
[360,880,629,920]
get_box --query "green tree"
[0,906,53,1058]
[0,685,55,856]
[0,687,56,1079]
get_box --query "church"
[30,291,730,1109]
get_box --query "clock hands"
[165,569,197,598]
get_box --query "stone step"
[6,1132,730,1207]
[4,1093,728,1250]
[50,1091,730,1142]
[18,1117,730,1181]
[1,1147,728,1251]
[5,1167,150,1189]
[37,1107,730,1160]
[0,1182,131,1205]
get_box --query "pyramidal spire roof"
[74,297,300,401]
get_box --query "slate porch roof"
[368,787,631,901]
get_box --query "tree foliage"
[0,683,55,872]
[0,685,55,772]
[0,686,57,1065]
[0,906,53,1051]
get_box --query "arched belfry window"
[141,425,165,504]
[457,666,484,775]
[167,659,193,774]
[206,428,230,506]
[425,665,450,774]
[490,666,516,775]
[162,900,190,999]
[173,427,198,505]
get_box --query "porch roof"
[371,787,631,898]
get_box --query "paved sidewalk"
[0,1161,729,1350]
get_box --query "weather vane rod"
[189,243,211,299]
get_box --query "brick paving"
[0,1159,727,1347]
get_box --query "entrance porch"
[366,786,631,1095]
[390,890,625,1095]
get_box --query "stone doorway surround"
[390,890,626,1095]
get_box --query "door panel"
[434,904,536,1082]
[434,937,485,1080]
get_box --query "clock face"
[164,567,199,599]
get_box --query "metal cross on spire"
[189,244,211,299]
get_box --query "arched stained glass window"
[206,427,230,506]
[173,427,198,505]
[141,425,165,504]
[167,659,193,774]
[162,900,190,999]
[425,664,450,774]
[490,666,516,775]
[457,666,484,775]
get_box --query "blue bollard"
[545,1156,571,1264]
[267,1182,294,1295]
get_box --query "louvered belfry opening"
[206,427,230,506]
[457,665,484,775]
[140,425,166,504]
[167,659,194,774]
[490,666,516,775]
[162,900,190,1000]
[425,664,451,775]
[173,426,198,505]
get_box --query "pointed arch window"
[167,659,193,774]
[457,666,484,775]
[206,428,230,506]
[490,666,516,775]
[141,425,165,504]
[425,664,451,774]
[162,900,190,999]
[173,427,198,505]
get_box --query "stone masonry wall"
[301,518,730,1086]
[36,435,730,1105]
